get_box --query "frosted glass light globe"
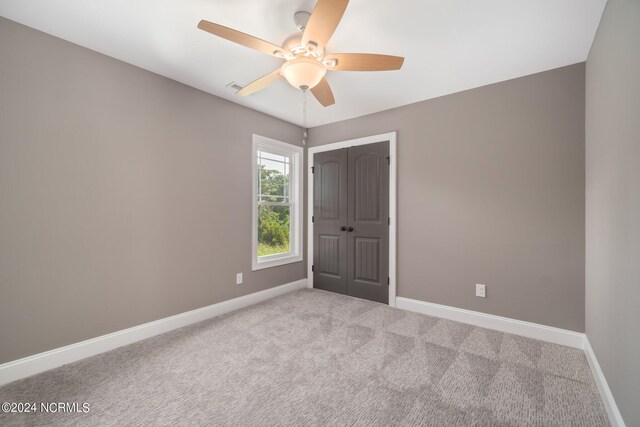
[281,57,327,91]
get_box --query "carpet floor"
[0,289,608,426]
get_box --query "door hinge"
[387,277,390,285]
[386,156,390,165]
[388,217,390,225]
[312,215,314,223]
[312,265,315,272]
[311,166,315,174]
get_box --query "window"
[252,135,303,270]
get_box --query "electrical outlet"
[476,284,486,298]
[236,273,243,285]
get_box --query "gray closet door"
[313,148,348,294]
[346,141,390,304]
[313,141,389,304]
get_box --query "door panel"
[318,235,340,276]
[318,161,341,220]
[354,237,381,283]
[313,149,348,294]
[347,142,390,303]
[354,154,382,222]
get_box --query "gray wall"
[309,63,586,332]
[0,17,304,364]
[586,0,640,424]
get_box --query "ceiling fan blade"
[324,53,404,71]
[301,0,349,50]
[310,77,335,107]
[236,69,282,96]
[198,20,288,58]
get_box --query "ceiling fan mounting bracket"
[293,11,311,31]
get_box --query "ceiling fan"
[198,0,404,107]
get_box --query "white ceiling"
[0,0,606,127]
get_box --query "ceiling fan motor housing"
[283,12,325,58]
[282,34,324,58]
[282,33,306,55]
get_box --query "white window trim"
[252,134,303,271]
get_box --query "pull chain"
[302,90,308,145]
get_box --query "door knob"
[340,226,347,231]
[347,226,354,232]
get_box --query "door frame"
[307,132,397,307]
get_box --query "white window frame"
[252,134,303,271]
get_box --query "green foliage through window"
[258,205,290,248]
[257,160,291,257]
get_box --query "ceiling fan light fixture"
[281,57,327,91]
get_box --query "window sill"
[252,254,303,271]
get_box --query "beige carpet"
[0,289,608,426]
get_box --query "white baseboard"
[0,279,308,387]
[395,297,585,349]
[584,338,626,427]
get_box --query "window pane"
[257,205,291,257]
[258,152,291,203]
[258,150,289,163]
